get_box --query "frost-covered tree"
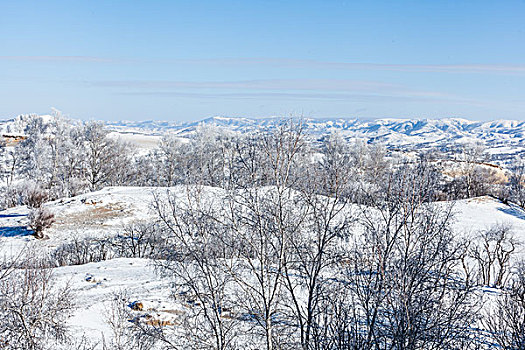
[11,116,133,199]
[332,160,479,350]
[153,134,183,186]
[81,122,134,191]
[509,161,525,208]
[0,254,74,350]
[282,133,356,350]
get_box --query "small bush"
[52,235,114,266]
[25,186,49,209]
[112,221,167,259]
[28,207,55,239]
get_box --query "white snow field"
[1,186,525,345]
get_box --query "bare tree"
[113,221,166,259]
[154,134,183,186]
[337,160,479,350]
[509,161,525,209]
[152,187,242,350]
[485,262,525,350]
[220,123,306,350]
[52,234,114,266]
[282,133,356,350]
[82,122,133,191]
[0,255,74,350]
[469,224,519,287]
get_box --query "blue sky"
[1,0,524,122]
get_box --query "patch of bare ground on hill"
[53,202,133,228]
[467,196,496,204]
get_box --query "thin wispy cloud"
[89,79,400,92]
[0,56,121,63]
[3,56,524,75]
[90,78,463,102]
[159,58,525,75]
[115,90,485,107]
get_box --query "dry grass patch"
[54,202,132,227]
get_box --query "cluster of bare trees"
[2,116,525,348]
[0,114,134,208]
[98,125,493,349]
[485,263,525,349]
[2,115,525,210]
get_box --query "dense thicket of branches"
[1,115,525,349]
[0,248,74,350]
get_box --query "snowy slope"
[2,187,525,255]
[2,187,525,345]
[53,258,173,339]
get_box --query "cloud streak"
[89,78,465,101]
[0,56,122,63]
[114,90,485,107]
[88,78,482,106]
[3,56,524,74]
[161,58,525,74]
[89,79,401,92]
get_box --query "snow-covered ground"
[451,196,525,238]
[4,187,523,256]
[54,258,172,338]
[2,186,525,345]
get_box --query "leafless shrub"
[55,335,100,350]
[113,221,167,259]
[28,206,55,239]
[0,256,74,350]
[470,224,519,287]
[52,235,114,266]
[25,185,50,209]
[484,262,525,350]
[102,291,158,350]
[337,161,480,350]
[0,181,47,209]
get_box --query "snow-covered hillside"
[3,187,525,253]
[2,186,525,346]
[2,114,525,347]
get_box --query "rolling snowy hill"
[2,186,525,346]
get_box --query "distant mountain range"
[3,115,525,161]
[107,116,525,154]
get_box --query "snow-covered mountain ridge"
[3,115,525,159]
[105,116,525,162]
[107,116,525,148]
